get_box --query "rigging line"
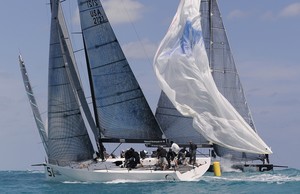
[120,0,153,67]
[64,0,91,102]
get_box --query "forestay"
[153,0,272,154]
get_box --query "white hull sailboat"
[19,0,212,182]
[44,158,210,182]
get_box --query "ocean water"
[0,169,299,194]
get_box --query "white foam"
[62,181,90,184]
[105,179,167,184]
[204,171,300,184]
[26,169,44,174]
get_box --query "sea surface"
[0,168,299,194]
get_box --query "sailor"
[177,147,188,165]
[140,150,148,159]
[98,141,106,160]
[166,148,177,169]
[156,146,167,170]
[211,149,217,158]
[170,141,180,155]
[265,154,270,164]
[124,148,136,169]
[120,150,125,158]
[189,141,197,165]
[133,149,140,166]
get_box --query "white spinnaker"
[153,0,272,154]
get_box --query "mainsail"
[155,91,209,145]
[19,55,48,155]
[77,0,165,143]
[47,0,94,165]
[200,0,264,160]
[153,0,272,154]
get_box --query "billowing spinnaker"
[153,0,272,154]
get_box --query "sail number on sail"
[87,0,98,7]
[87,0,105,25]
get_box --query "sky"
[0,0,299,170]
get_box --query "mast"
[82,35,104,159]
[208,0,212,69]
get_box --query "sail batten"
[91,59,126,70]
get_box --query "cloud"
[242,60,299,82]
[239,59,300,101]
[279,3,300,18]
[102,0,144,25]
[71,0,144,26]
[261,11,276,21]
[122,39,158,59]
[261,3,300,21]
[227,3,300,22]
[227,9,249,20]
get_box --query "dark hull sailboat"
[154,0,272,172]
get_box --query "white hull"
[44,157,210,182]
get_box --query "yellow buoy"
[213,161,221,176]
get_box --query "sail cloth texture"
[153,0,272,154]
[155,91,208,145]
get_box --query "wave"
[204,168,300,184]
[0,170,43,174]
[26,169,44,174]
[60,179,168,185]
[62,181,90,184]
[105,179,167,184]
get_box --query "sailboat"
[19,0,210,182]
[153,0,273,172]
